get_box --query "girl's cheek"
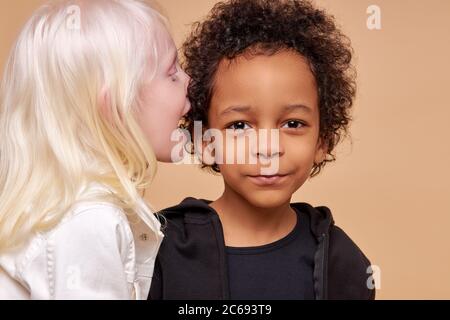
[175,82,187,106]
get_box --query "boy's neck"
[210,185,297,248]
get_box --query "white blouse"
[0,184,164,300]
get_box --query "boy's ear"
[191,126,208,160]
[314,138,328,165]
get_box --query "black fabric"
[226,207,316,300]
[149,198,375,300]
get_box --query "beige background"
[1,0,449,299]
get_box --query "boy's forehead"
[214,50,313,82]
[211,50,317,103]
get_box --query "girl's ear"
[314,137,328,165]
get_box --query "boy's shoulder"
[291,202,374,299]
[158,197,212,217]
[157,197,215,231]
[327,224,374,299]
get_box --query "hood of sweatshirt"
[158,197,335,242]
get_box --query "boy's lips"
[246,174,290,186]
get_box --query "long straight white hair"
[0,0,168,253]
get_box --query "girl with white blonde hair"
[0,0,191,299]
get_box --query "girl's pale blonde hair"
[0,0,168,253]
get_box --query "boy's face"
[208,49,326,208]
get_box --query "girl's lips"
[246,174,289,186]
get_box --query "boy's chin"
[242,191,292,209]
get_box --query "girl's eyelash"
[169,61,183,82]
[168,63,179,77]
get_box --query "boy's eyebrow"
[219,104,312,116]
[283,104,313,114]
[219,105,252,116]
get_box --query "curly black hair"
[182,0,356,177]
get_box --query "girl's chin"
[152,134,186,163]
[156,150,177,163]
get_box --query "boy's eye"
[227,121,251,131]
[282,120,305,129]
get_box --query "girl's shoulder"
[0,202,134,289]
[57,201,130,233]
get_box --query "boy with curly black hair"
[149,0,375,300]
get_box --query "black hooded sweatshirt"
[149,197,375,300]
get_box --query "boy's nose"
[250,129,284,159]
